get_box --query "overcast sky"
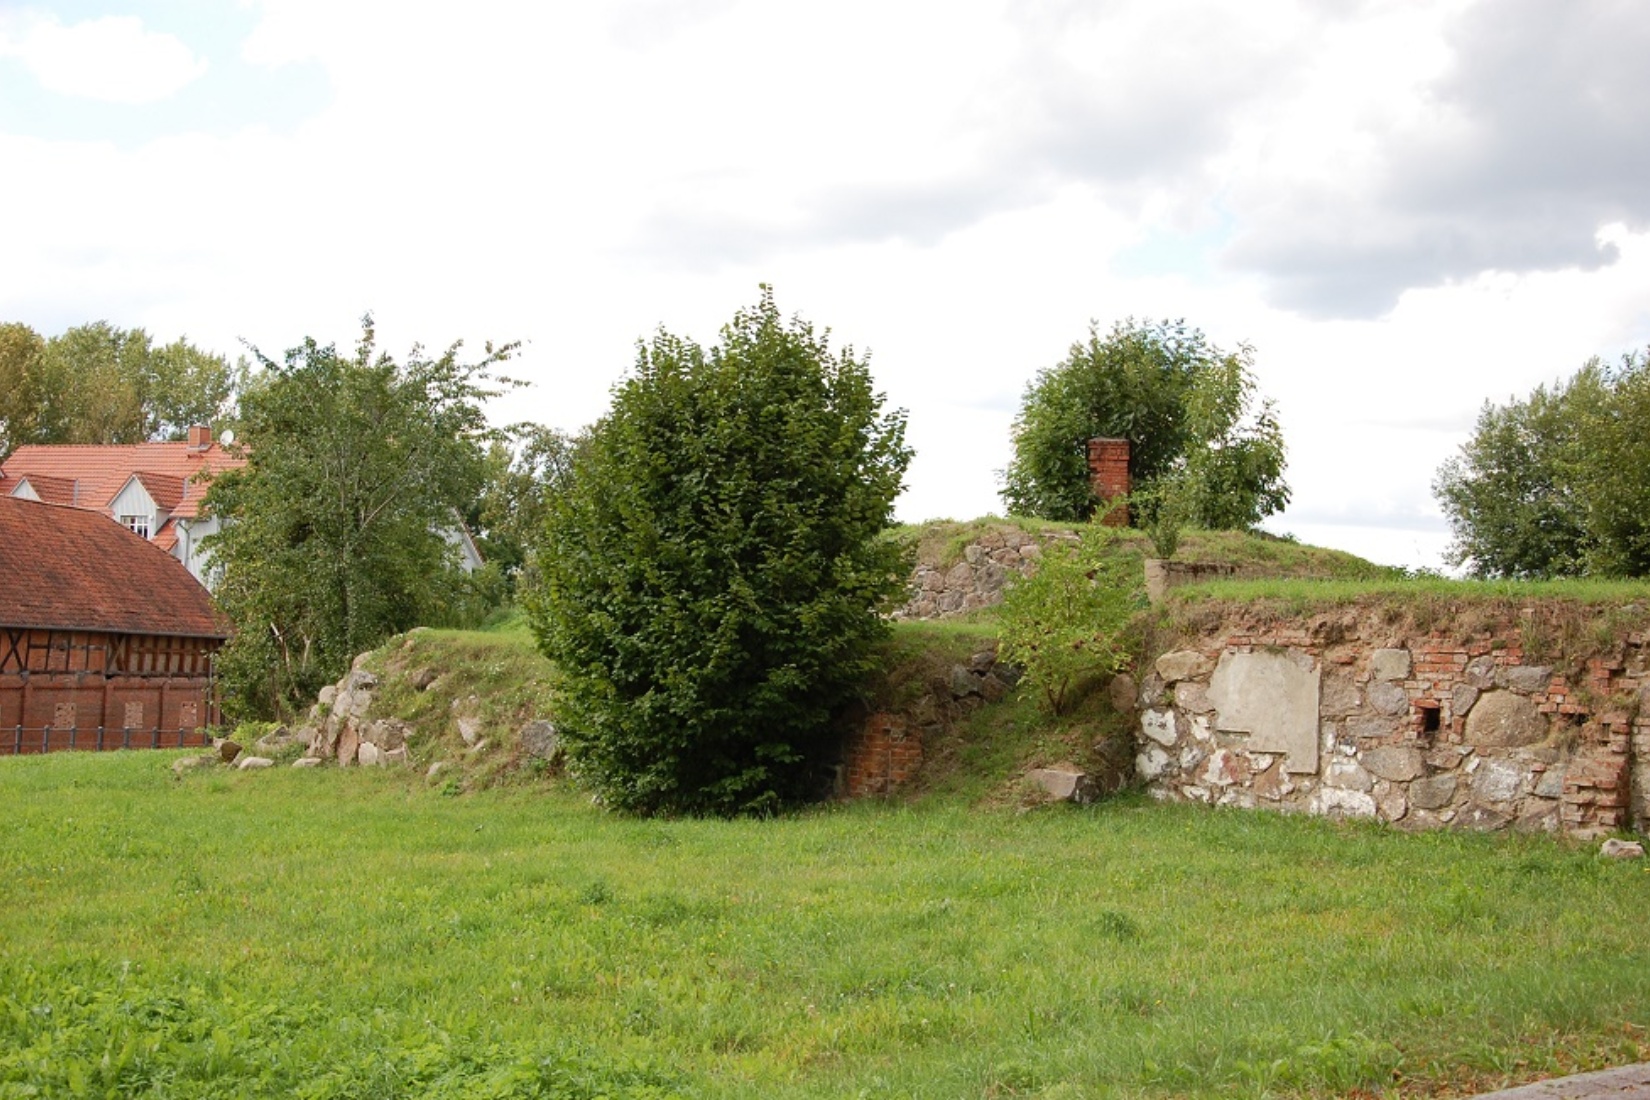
[4,0,1648,570]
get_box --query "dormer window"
[120,514,150,539]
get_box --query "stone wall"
[897,527,1076,620]
[1137,608,1645,838]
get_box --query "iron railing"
[3,724,211,756]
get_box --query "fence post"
[13,724,20,755]
[68,723,76,751]
[122,725,131,750]
[41,725,50,753]
[151,725,159,749]
[96,726,105,752]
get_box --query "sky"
[3,0,1648,571]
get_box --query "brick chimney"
[1087,437,1130,527]
[186,425,212,451]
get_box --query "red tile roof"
[0,496,229,638]
[130,471,186,512]
[0,438,244,538]
[12,473,77,506]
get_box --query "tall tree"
[206,317,515,717]
[1435,349,1650,579]
[1434,373,1591,578]
[0,323,46,456]
[0,320,242,454]
[528,289,912,816]
[470,424,580,592]
[1000,318,1288,529]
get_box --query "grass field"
[3,750,1648,1098]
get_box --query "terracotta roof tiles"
[0,437,244,549]
[0,439,243,515]
[0,496,229,638]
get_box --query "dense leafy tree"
[1000,318,1289,531]
[206,318,514,717]
[0,320,242,455]
[0,323,46,455]
[528,289,912,816]
[470,424,580,593]
[1565,354,1650,577]
[1436,349,1650,579]
[1434,374,1591,578]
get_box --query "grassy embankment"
[5,522,1650,1097]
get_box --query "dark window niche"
[1414,701,1442,743]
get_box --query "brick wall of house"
[0,673,214,753]
[0,628,218,754]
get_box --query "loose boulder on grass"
[1026,767,1096,804]
[519,720,562,764]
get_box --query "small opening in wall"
[1414,701,1441,741]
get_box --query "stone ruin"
[1134,609,1647,838]
[896,527,1076,620]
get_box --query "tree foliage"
[206,318,514,718]
[469,424,580,594]
[996,524,1145,715]
[0,320,242,455]
[528,290,912,816]
[1000,318,1288,532]
[1436,349,1650,578]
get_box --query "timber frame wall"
[0,627,220,754]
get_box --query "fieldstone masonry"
[1138,610,1647,838]
[896,527,1077,620]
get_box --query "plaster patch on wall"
[1207,650,1320,774]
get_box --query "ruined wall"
[1138,608,1645,838]
[896,528,1077,620]
[840,645,1022,797]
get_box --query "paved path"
[1470,1064,1650,1099]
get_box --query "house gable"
[108,475,161,538]
[0,431,245,585]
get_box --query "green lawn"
[2,751,1647,1098]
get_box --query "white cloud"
[3,0,1649,575]
[0,12,207,103]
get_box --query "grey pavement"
[1470,1064,1650,1099]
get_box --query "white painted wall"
[108,478,160,535]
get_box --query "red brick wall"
[0,672,215,754]
[842,712,923,797]
[1087,437,1130,526]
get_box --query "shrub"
[527,289,912,815]
[997,524,1146,714]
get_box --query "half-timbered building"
[0,495,229,754]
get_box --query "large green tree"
[206,318,514,717]
[469,423,580,594]
[528,289,912,816]
[1436,349,1650,579]
[1434,374,1591,578]
[0,323,47,455]
[1000,318,1289,529]
[0,320,242,455]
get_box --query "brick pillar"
[1087,437,1130,526]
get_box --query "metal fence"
[3,724,211,756]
